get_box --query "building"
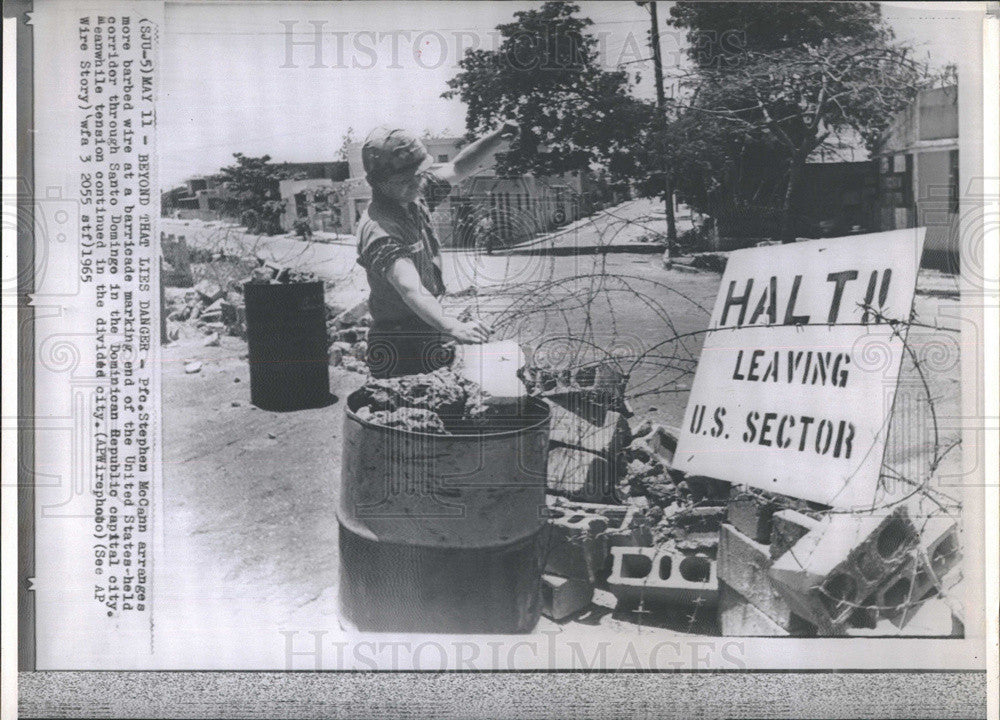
[875,85,959,266]
[161,175,228,222]
[277,178,344,233]
[275,160,349,182]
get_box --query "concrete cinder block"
[768,506,919,632]
[541,574,594,621]
[718,523,798,630]
[878,553,939,628]
[608,546,718,608]
[846,597,959,637]
[718,583,790,637]
[728,486,777,543]
[918,516,961,581]
[544,506,616,582]
[879,516,961,628]
[770,509,821,560]
[547,445,617,503]
[547,401,631,457]
[545,499,650,581]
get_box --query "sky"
[159,1,978,188]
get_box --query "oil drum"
[338,391,551,633]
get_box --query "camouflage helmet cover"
[362,127,430,182]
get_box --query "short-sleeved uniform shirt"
[356,170,453,377]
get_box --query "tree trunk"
[665,174,677,242]
[779,152,806,244]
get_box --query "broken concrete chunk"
[629,424,678,467]
[350,341,368,361]
[329,341,353,366]
[334,300,370,328]
[184,361,202,374]
[195,279,224,304]
[631,419,653,439]
[366,407,449,434]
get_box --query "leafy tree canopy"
[668,2,889,66]
[443,1,643,178]
[667,1,929,240]
[218,153,288,235]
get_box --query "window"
[437,154,449,163]
[877,153,913,209]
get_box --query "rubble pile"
[356,406,449,434]
[532,358,729,624]
[325,300,371,373]
[164,259,323,343]
[243,260,319,286]
[164,283,245,343]
[352,368,492,434]
[535,373,962,637]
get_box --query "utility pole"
[642,1,677,264]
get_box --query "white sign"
[673,229,925,508]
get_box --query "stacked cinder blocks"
[608,546,719,609]
[716,485,819,636]
[544,500,650,577]
[768,506,924,634]
[717,483,964,636]
[541,499,651,621]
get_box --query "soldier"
[356,122,518,378]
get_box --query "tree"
[668,2,930,242]
[336,127,355,163]
[218,153,288,235]
[443,2,642,179]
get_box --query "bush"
[293,219,313,238]
[676,225,713,253]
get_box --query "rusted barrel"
[243,280,329,411]
[338,392,551,633]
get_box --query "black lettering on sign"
[748,276,778,325]
[825,270,858,323]
[720,279,754,326]
[743,411,759,443]
[783,275,810,326]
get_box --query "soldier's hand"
[443,317,492,344]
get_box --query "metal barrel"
[243,280,329,411]
[338,391,551,633]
